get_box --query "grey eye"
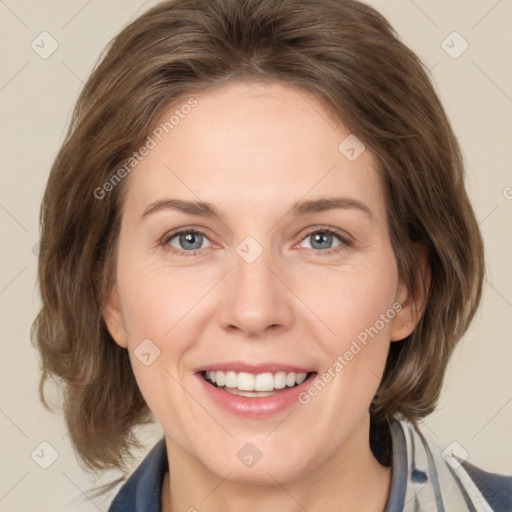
[300,231,342,250]
[169,232,210,251]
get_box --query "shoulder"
[462,460,512,512]
[390,417,511,511]
[108,438,168,512]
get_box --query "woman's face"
[104,81,415,484]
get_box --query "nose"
[217,248,294,338]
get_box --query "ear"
[390,243,431,342]
[101,284,128,348]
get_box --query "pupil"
[180,233,202,250]
[311,232,332,249]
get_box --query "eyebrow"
[140,197,374,222]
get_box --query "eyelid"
[294,225,353,251]
[300,224,355,244]
[159,227,215,256]
[160,224,353,257]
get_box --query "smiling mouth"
[200,370,316,397]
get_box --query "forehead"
[122,81,385,223]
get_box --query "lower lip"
[196,372,317,418]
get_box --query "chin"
[196,439,316,486]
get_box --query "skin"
[103,81,429,512]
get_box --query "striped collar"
[385,417,504,511]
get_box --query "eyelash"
[160,226,352,258]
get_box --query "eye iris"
[180,232,202,250]
[311,232,333,249]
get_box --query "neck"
[161,417,391,512]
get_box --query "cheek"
[298,253,399,346]
[118,259,209,342]
[296,252,399,400]
[336,275,397,346]
[117,266,205,436]
[115,264,216,416]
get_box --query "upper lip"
[195,362,316,374]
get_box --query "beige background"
[1,0,511,510]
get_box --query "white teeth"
[254,372,274,391]
[204,370,309,392]
[295,372,308,385]
[274,371,287,389]
[215,371,226,387]
[225,371,237,388]
[237,372,255,391]
[224,387,276,397]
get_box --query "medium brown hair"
[32,0,484,473]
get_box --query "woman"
[31,0,511,510]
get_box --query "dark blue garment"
[108,438,167,512]
[108,420,511,512]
